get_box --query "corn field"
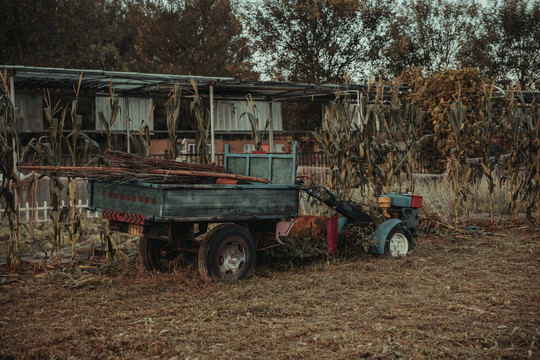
[1,72,539,268]
[315,78,540,226]
[0,74,215,267]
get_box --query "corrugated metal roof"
[2,65,397,102]
[3,65,227,92]
[5,65,537,104]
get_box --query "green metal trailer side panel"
[227,157,247,177]
[88,142,300,222]
[223,143,298,185]
[271,158,296,184]
[89,181,163,218]
[88,180,299,221]
[249,157,270,180]
[161,185,298,219]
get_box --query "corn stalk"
[28,86,94,264]
[190,79,210,164]
[0,70,24,267]
[401,102,429,193]
[40,91,68,263]
[130,102,154,157]
[130,121,151,157]
[376,80,406,194]
[354,81,383,201]
[98,75,121,151]
[241,94,269,151]
[474,82,504,223]
[514,96,540,221]
[447,101,472,226]
[165,84,182,160]
[503,87,524,221]
[533,100,540,223]
[65,73,99,266]
[316,89,359,198]
[317,78,429,202]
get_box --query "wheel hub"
[389,232,409,256]
[219,242,245,275]
[156,242,182,268]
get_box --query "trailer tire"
[138,237,184,272]
[385,226,415,257]
[198,224,255,282]
[138,236,155,270]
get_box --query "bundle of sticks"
[20,151,268,184]
[104,150,226,174]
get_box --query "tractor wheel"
[385,226,415,257]
[198,224,255,282]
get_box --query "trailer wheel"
[198,224,255,282]
[385,227,414,257]
[138,236,154,270]
[138,237,184,272]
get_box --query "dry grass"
[414,174,518,225]
[1,226,539,359]
[0,218,138,267]
[301,173,517,224]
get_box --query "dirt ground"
[0,226,539,359]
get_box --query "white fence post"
[24,202,29,222]
[1,199,99,223]
[84,199,91,218]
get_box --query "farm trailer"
[87,143,422,281]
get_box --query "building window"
[243,144,255,153]
[274,144,284,153]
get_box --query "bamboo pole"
[20,166,269,184]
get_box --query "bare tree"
[129,0,256,78]
[248,0,392,83]
[384,0,482,76]
[0,0,133,71]
[459,0,540,89]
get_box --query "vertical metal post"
[9,73,15,104]
[355,90,361,129]
[10,74,18,176]
[125,96,130,153]
[269,101,274,152]
[210,85,215,163]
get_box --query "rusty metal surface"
[88,180,299,222]
[76,146,301,223]
[223,143,298,185]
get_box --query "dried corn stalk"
[165,83,182,160]
[474,81,504,223]
[0,69,23,266]
[190,79,210,164]
[316,89,359,198]
[241,94,270,152]
[447,101,472,227]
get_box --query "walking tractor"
[87,143,422,282]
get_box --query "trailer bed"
[88,143,300,223]
[88,180,299,222]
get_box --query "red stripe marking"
[101,210,146,224]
